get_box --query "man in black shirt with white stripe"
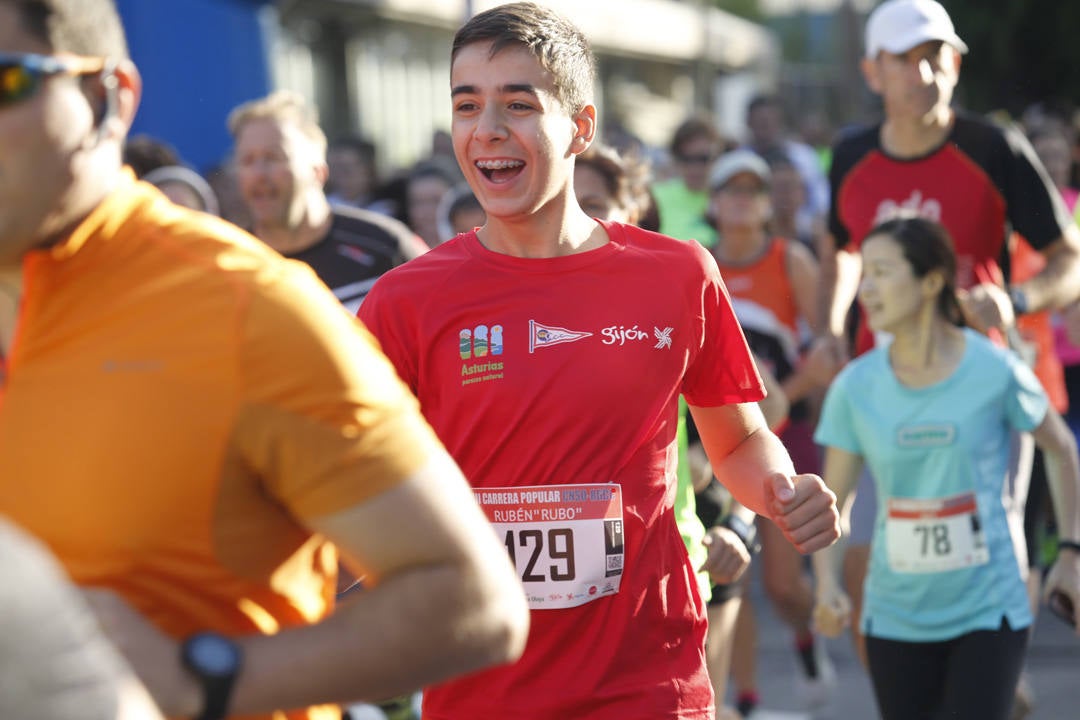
[230,91,426,314]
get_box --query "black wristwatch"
[1008,285,1030,316]
[721,514,761,555]
[181,631,243,720]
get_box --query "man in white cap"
[814,0,1080,714]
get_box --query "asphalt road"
[738,562,1080,719]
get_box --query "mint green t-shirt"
[651,178,717,248]
[815,330,1044,641]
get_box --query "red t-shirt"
[830,113,1074,354]
[359,220,763,719]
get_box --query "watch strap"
[721,514,761,555]
[181,632,241,720]
[1008,285,1030,316]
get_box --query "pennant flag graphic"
[529,320,593,353]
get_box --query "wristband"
[721,514,761,555]
[1058,540,1080,554]
[1008,285,1030,316]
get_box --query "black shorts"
[865,617,1028,720]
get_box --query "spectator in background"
[405,160,458,249]
[651,115,728,248]
[122,133,180,178]
[798,110,834,176]
[768,154,825,257]
[706,150,836,717]
[431,128,455,161]
[1029,125,1079,214]
[437,183,486,242]
[743,95,829,232]
[327,135,379,209]
[229,90,426,313]
[205,155,253,229]
[143,165,220,215]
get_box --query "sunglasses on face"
[676,153,716,166]
[0,52,107,108]
[718,183,767,197]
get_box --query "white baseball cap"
[864,0,968,59]
[708,150,770,191]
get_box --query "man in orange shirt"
[0,2,528,719]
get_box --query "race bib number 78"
[475,484,624,609]
[886,491,989,573]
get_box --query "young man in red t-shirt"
[359,4,841,718]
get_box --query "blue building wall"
[116,0,275,173]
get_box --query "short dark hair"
[865,216,965,327]
[6,0,129,59]
[123,135,181,179]
[669,115,723,158]
[452,2,596,113]
[409,158,460,188]
[329,135,377,167]
[747,93,784,119]
[575,143,651,218]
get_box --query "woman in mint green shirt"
[811,216,1080,720]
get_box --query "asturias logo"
[460,324,504,359]
[460,324,505,387]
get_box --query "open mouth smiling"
[476,159,525,183]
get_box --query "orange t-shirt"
[0,175,443,719]
[1011,235,1068,412]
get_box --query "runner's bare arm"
[87,451,530,717]
[688,403,839,554]
[754,354,791,432]
[687,358,788,495]
[1065,300,1080,346]
[1021,229,1080,313]
[816,233,862,341]
[1032,408,1080,546]
[1032,408,1080,633]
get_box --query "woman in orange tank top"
[705,149,838,717]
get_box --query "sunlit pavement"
[737,562,1080,720]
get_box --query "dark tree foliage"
[942,0,1080,117]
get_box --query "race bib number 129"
[475,484,624,609]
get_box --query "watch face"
[189,634,240,677]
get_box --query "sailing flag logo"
[529,320,592,353]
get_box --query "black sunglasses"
[0,52,107,108]
[676,153,716,166]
